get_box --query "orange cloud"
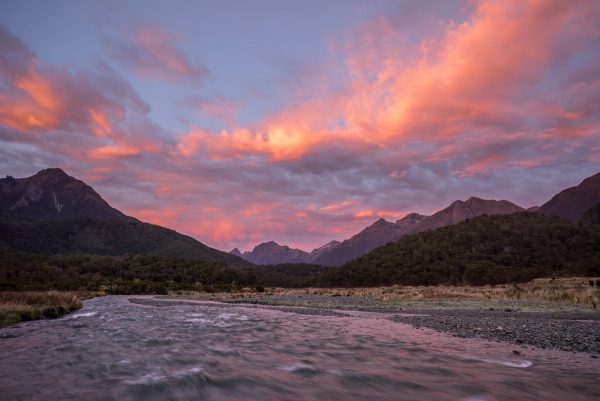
[88,144,140,160]
[176,1,597,162]
[88,108,113,137]
[15,72,58,110]
[0,70,61,132]
[2,3,599,253]
[320,200,356,213]
[177,125,326,161]
[353,208,414,222]
[243,203,281,217]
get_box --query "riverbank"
[168,296,600,354]
[162,277,600,354]
[0,291,101,327]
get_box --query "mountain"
[312,213,427,267]
[539,172,600,221]
[232,240,343,265]
[583,204,600,226]
[240,197,524,267]
[0,168,124,220]
[307,240,341,262]
[406,197,524,234]
[236,241,310,265]
[0,168,250,267]
[318,213,600,287]
[312,197,523,266]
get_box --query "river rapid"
[1,296,598,401]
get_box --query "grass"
[0,291,101,327]
[309,277,600,306]
[171,277,600,310]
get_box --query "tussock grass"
[0,291,101,327]
[187,277,600,308]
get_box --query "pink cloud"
[187,95,240,127]
[88,144,140,160]
[175,0,600,167]
[108,26,208,83]
[2,1,600,252]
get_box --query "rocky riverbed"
[162,293,600,355]
[391,308,600,354]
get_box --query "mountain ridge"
[0,168,251,267]
[539,172,600,221]
[236,170,600,267]
[240,197,525,267]
[0,168,124,220]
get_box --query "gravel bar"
[132,294,600,355]
[391,309,600,354]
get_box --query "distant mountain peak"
[396,212,426,224]
[539,171,600,221]
[1,168,123,220]
[465,196,483,203]
[253,241,283,251]
[0,168,251,267]
[319,240,341,249]
[367,217,392,229]
[230,248,242,257]
[240,240,309,265]
[36,167,68,177]
[407,197,524,235]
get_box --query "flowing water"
[1,296,598,401]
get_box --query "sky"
[1,0,599,253]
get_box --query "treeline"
[0,253,254,294]
[248,264,332,288]
[0,252,332,293]
[1,212,599,292]
[317,212,600,287]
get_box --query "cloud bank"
[1,0,599,251]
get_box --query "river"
[1,296,598,401]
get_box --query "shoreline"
[3,288,599,356]
[0,291,100,328]
[155,293,600,355]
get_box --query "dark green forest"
[0,252,252,294]
[317,213,600,287]
[1,212,598,292]
[0,252,333,293]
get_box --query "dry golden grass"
[0,291,101,327]
[176,277,600,308]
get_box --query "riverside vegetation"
[203,277,600,309]
[0,291,99,327]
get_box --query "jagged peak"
[252,241,282,251]
[311,240,340,253]
[465,196,484,203]
[34,168,69,178]
[397,212,426,223]
[449,199,466,207]
[372,217,390,225]
[1,167,123,220]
